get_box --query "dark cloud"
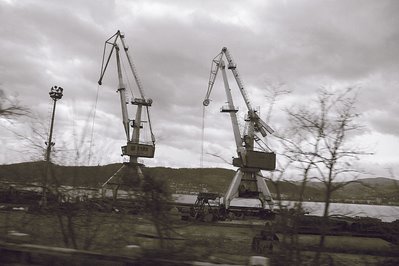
[0,0,398,176]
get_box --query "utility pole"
[42,86,63,207]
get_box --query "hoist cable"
[88,83,100,165]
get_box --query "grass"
[295,234,392,253]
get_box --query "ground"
[0,208,398,265]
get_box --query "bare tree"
[284,88,368,264]
[263,80,293,203]
[140,175,176,249]
[273,128,319,264]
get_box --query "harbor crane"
[203,47,276,211]
[98,30,155,197]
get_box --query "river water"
[173,194,399,223]
[9,184,399,223]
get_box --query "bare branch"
[0,89,28,118]
[264,81,291,123]
[283,87,368,262]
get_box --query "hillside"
[0,161,397,204]
[0,161,235,193]
[333,178,399,204]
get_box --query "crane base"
[224,168,274,211]
[101,162,144,199]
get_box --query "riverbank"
[173,194,399,223]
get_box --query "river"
[172,194,399,222]
[7,184,399,223]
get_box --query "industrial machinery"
[203,47,276,212]
[98,30,155,198]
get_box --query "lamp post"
[42,86,63,206]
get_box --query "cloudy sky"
[0,0,398,179]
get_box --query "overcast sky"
[0,0,398,179]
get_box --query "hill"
[0,161,235,194]
[333,178,399,204]
[0,161,397,204]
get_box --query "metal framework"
[98,31,155,197]
[203,47,276,211]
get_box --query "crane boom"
[203,47,275,145]
[222,47,253,111]
[115,45,130,141]
[119,33,146,99]
[220,59,242,150]
[98,31,120,86]
[203,52,223,106]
